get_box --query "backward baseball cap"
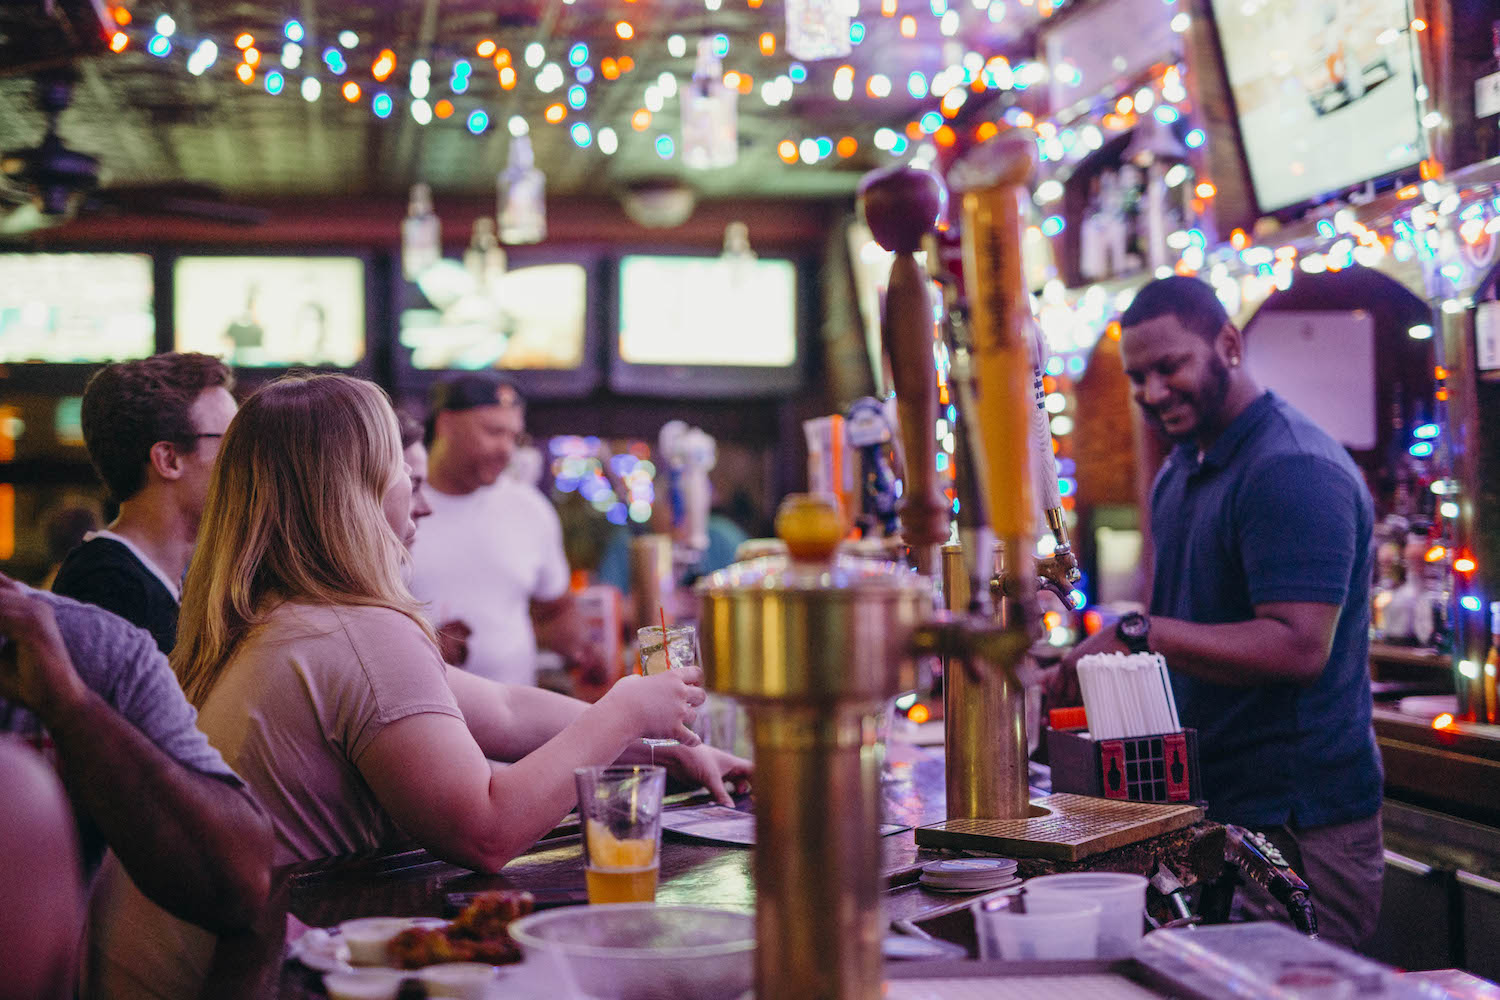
[424,372,522,444]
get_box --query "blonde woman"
[84,374,748,1000]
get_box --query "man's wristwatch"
[1116,612,1151,654]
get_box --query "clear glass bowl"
[508,904,754,1000]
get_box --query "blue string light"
[372,92,392,117]
[568,42,589,66]
[655,134,675,158]
[284,20,304,42]
[264,71,284,94]
[148,35,171,57]
[466,109,489,134]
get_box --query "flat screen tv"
[0,253,154,364]
[1209,0,1425,213]
[173,256,366,368]
[610,254,802,397]
[396,256,601,398]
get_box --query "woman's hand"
[601,667,707,745]
[662,744,752,806]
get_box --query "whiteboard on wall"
[1246,309,1377,450]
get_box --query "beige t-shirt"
[83,602,465,1000]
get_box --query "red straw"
[659,608,672,671]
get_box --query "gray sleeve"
[49,596,241,785]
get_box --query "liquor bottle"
[498,135,546,245]
[401,182,441,282]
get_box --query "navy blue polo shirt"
[1150,391,1382,828]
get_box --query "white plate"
[286,917,449,974]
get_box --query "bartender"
[1055,276,1384,949]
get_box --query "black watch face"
[1120,614,1148,640]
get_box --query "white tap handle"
[1027,320,1063,515]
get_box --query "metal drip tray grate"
[914,793,1203,861]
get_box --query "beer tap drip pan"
[915,794,1203,862]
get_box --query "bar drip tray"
[914,793,1203,862]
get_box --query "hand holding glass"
[575,765,667,905]
[638,624,700,748]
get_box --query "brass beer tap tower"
[870,138,1051,830]
[695,136,1051,1000]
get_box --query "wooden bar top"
[243,742,1222,998]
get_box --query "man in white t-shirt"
[409,374,593,686]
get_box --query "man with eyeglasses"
[52,352,236,654]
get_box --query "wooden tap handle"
[858,165,950,550]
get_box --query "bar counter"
[213,741,1224,998]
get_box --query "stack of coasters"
[917,858,1020,894]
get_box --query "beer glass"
[575,764,667,905]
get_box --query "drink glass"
[637,624,700,748]
[575,765,667,905]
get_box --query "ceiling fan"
[0,69,267,236]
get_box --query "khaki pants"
[1242,812,1385,950]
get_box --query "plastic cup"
[972,894,1102,961]
[575,765,667,905]
[1023,872,1148,958]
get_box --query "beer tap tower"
[698,136,1200,1000]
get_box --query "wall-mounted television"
[1209,0,1425,214]
[173,255,366,368]
[394,252,603,399]
[609,254,802,398]
[0,253,154,364]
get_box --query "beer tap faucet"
[860,137,1043,826]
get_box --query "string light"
[372,49,396,81]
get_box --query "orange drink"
[575,765,667,906]
[585,865,659,904]
[584,820,659,904]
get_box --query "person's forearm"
[46,690,272,932]
[448,666,589,760]
[466,702,638,871]
[1150,616,1322,686]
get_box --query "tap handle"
[952,134,1038,539]
[1027,319,1063,515]
[858,165,951,555]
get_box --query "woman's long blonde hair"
[173,373,430,707]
